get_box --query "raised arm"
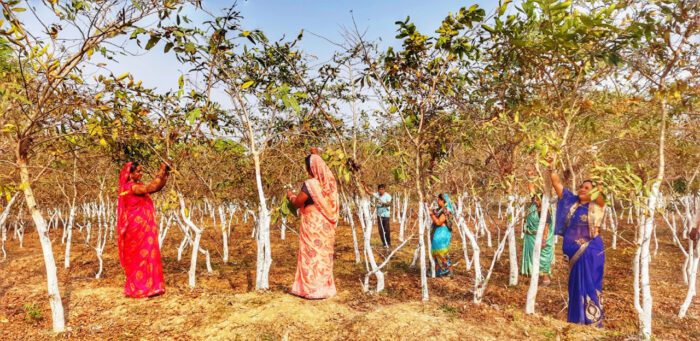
[131,163,169,195]
[547,158,564,199]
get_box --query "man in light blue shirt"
[373,184,392,247]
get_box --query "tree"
[0,0,192,331]
[619,1,699,337]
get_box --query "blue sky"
[17,1,500,107]
[92,0,498,93]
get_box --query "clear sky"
[90,0,499,93]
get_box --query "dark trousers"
[377,217,391,247]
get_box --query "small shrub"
[23,303,42,322]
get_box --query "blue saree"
[431,194,454,277]
[555,189,605,326]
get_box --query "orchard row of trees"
[0,0,698,339]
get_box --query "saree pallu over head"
[292,154,339,299]
[303,154,340,224]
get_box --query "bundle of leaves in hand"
[280,196,298,218]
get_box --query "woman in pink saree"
[287,151,339,299]
[117,161,170,298]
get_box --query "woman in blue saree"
[429,193,454,277]
[549,160,606,326]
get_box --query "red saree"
[117,163,165,298]
[291,155,339,299]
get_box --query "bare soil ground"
[1,217,699,340]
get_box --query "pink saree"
[291,155,339,299]
[117,162,165,298]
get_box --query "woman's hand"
[287,189,296,200]
[163,159,173,172]
[546,155,564,199]
[545,156,554,169]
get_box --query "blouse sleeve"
[300,183,314,206]
[554,188,578,236]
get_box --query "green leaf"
[241,80,255,89]
[288,96,300,114]
[281,197,298,217]
[145,36,160,50]
[164,42,174,53]
[186,108,201,125]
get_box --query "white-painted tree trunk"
[425,203,436,278]
[398,191,409,242]
[0,193,19,260]
[475,201,492,248]
[418,202,429,301]
[219,206,229,263]
[178,194,212,288]
[609,204,618,250]
[158,213,173,247]
[634,97,668,339]
[251,152,272,290]
[506,196,519,286]
[357,197,385,292]
[18,158,65,332]
[342,196,361,263]
[455,197,483,286]
[525,173,552,314]
[64,206,75,268]
[679,238,700,318]
[474,205,522,303]
[94,202,109,279]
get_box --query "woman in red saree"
[117,162,170,298]
[287,151,339,299]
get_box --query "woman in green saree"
[521,172,555,285]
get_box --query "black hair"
[581,179,595,187]
[437,193,446,202]
[305,155,312,174]
[129,162,140,173]
[378,184,386,190]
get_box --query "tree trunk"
[64,206,75,268]
[678,238,699,318]
[178,194,206,288]
[636,97,668,339]
[219,206,229,263]
[507,196,518,286]
[525,171,552,314]
[342,196,361,264]
[1,193,19,260]
[399,190,409,242]
[358,197,385,292]
[415,154,429,301]
[18,156,65,332]
[252,152,272,290]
